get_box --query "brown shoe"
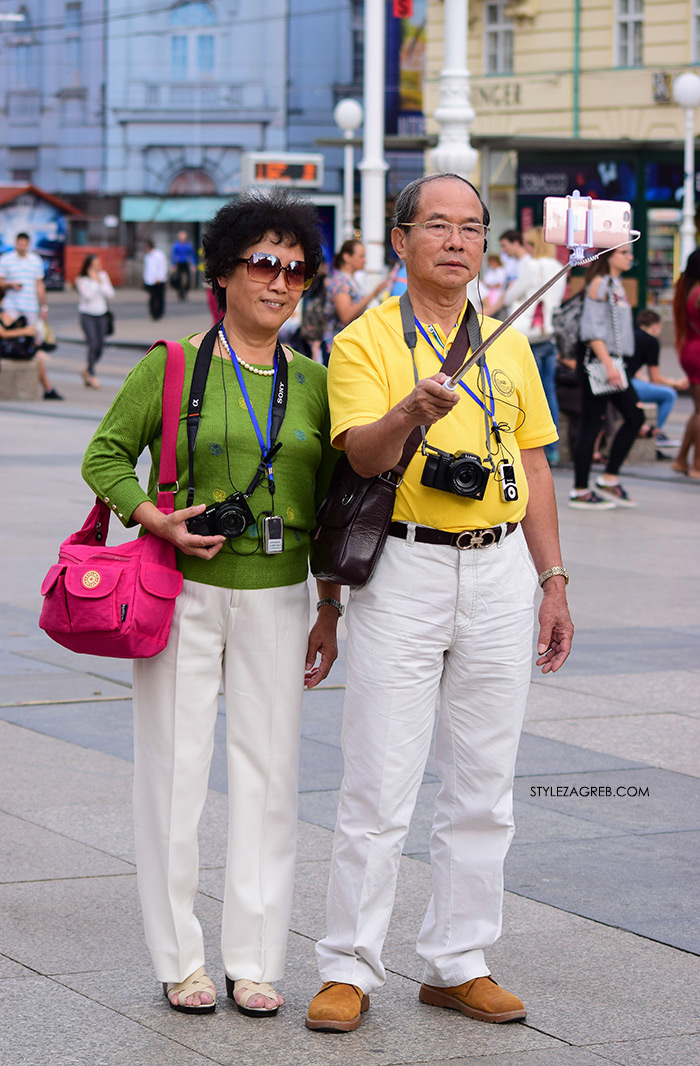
[305,981,370,1032]
[419,975,526,1023]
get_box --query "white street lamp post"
[359,0,388,293]
[334,99,363,241]
[431,0,478,178]
[673,71,700,271]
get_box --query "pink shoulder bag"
[39,341,185,658]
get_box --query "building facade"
[0,0,357,253]
[425,0,700,307]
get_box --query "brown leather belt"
[388,521,518,551]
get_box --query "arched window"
[169,1,216,80]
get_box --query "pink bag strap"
[148,339,185,513]
[69,341,185,547]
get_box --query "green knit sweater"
[81,336,338,590]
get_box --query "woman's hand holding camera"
[133,501,226,559]
[400,373,460,427]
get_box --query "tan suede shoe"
[305,981,370,1032]
[419,975,526,1023]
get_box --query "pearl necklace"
[218,327,275,376]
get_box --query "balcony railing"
[138,82,247,110]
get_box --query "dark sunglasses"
[237,252,313,291]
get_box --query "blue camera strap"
[219,321,288,494]
[184,322,288,507]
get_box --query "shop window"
[616,0,643,68]
[169,1,216,81]
[484,1,514,76]
[694,0,700,62]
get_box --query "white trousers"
[132,578,309,984]
[316,528,537,993]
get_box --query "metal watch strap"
[538,566,569,587]
[317,597,344,616]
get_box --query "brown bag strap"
[394,292,480,476]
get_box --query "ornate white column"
[359,0,389,291]
[431,0,478,178]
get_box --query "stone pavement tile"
[297,787,342,833]
[295,817,334,863]
[534,669,700,715]
[540,625,700,677]
[11,636,136,688]
[448,895,700,1046]
[58,940,554,1066]
[587,1034,700,1066]
[0,699,135,763]
[411,1051,616,1066]
[510,800,623,847]
[524,713,700,777]
[1,975,216,1066]
[515,767,700,834]
[300,684,344,744]
[1,670,132,707]
[0,872,224,976]
[515,733,645,776]
[0,811,132,883]
[525,675,697,722]
[299,737,346,792]
[0,953,34,978]
[0,719,132,811]
[505,831,700,953]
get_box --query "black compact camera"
[186,491,256,539]
[421,448,490,500]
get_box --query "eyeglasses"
[401,220,489,243]
[237,253,313,290]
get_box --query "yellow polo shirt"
[327,297,557,532]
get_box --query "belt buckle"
[455,527,496,550]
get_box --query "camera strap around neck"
[396,291,482,474]
[184,322,289,506]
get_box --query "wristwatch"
[317,597,344,617]
[538,566,569,588]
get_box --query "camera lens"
[449,456,483,496]
[216,503,249,539]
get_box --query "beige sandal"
[163,965,216,1014]
[226,976,282,1017]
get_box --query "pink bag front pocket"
[63,565,123,633]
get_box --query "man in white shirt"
[143,240,168,320]
[0,232,48,323]
[0,232,62,399]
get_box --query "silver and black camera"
[421,448,490,500]
[186,491,256,539]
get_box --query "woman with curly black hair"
[82,189,341,1018]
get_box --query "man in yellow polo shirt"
[306,173,573,1033]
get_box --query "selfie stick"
[444,191,640,391]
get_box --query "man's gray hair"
[393,173,490,230]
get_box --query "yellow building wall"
[424,0,698,145]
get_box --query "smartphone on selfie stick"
[444,190,639,390]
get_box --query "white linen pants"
[132,578,309,984]
[316,528,537,993]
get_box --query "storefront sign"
[472,82,522,108]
